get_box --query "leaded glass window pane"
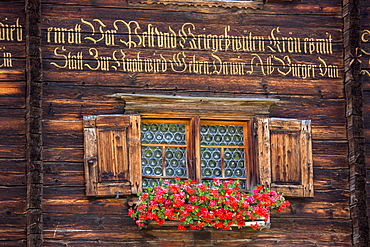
[141,121,188,189]
[200,123,247,189]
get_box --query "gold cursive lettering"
[268,27,332,54]
[0,18,22,42]
[114,20,140,48]
[0,47,12,68]
[84,48,111,71]
[47,24,81,44]
[50,46,83,70]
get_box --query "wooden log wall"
[344,0,369,245]
[0,1,27,246]
[360,0,370,244]
[1,0,369,246]
[25,0,44,246]
[40,0,353,246]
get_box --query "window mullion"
[246,121,255,191]
[221,147,225,178]
[190,116,201,181]
[162,145,166,177]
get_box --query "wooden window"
[84,115,313,197]
[140,118,252,190]
[84,95,313,198]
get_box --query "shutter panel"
[256,118,313,197]
[84,115,142,197]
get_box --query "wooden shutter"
[84,114,142,197]
[255,117,313,197]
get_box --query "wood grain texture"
[83,115,142,196]
[0,0,363,246]
[129,0,264,9]
[361,1,370,246]
[256,118,313,197]
[42,0,342,15]
[0,1,27,245]
[41,3,343,27]
[25,0,44,246]
[42,75,344,100]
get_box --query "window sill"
[139,219,271,230]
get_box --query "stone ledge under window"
[114,93,279,119]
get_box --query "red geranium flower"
[129,178,290,231]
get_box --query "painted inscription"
[0,18,23,68]
[50,48,338,79]
[47,18,339,78]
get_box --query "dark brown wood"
[40,66,342,88]
[129,0,263,9]
[26,0,43,246]
[43,0,342,15]
[344,0,370,245]
[0,1,27,246]
[0,0,366,246]
[361,2,370,245]
[41,3,343,27]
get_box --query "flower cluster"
[128,178,290,231]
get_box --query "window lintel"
[115,93,279,118]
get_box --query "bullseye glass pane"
[200,123,246,181]
[142,178,161,190]
[200,124,244,146]
[141,122,186,145]
[165,146,187,177]
[224,148,245,178]
[201,147,222,178]
[141,121,188,188]
[141,146,162,176]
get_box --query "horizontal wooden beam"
[115,93,279,118]
[128,0,263,9]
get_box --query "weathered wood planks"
[0,0,367,246]
[39,0,352,239]
[361,0,370,243]
[0,1,27,245]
